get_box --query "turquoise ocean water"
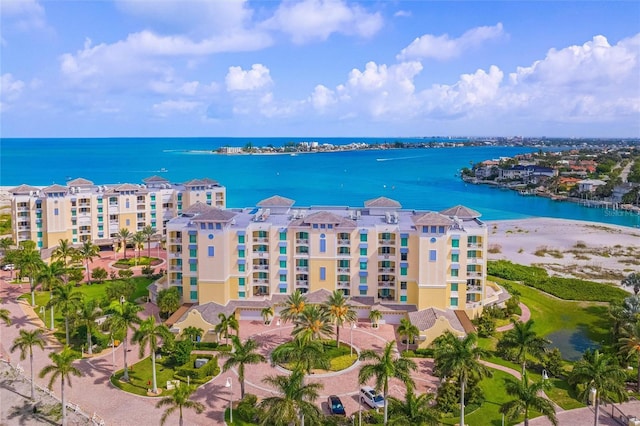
[1,137,639,227]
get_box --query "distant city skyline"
[1,0,639,138]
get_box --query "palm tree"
[271,337,330,376]
[133,316,172,394]
[215,313,239,345]
[623,272,640,295]
[77,240,99,284]
[359,340,418,426]
[260,370,323,426]
[106,300,142,381]
[220,335,266,398]
[322,290,357,347]
[10,329,45,400]
[46,283,84,344]
[620,321,640,392]
[500,372,558,426]
[132,232,146,262]
[432,331,491,426]
[0,306,10,325]
[141,225,156,260]
[397,318,420,353]
[116,228,132,259]
[292,304,333,343]
[39,346,82,426]
[155,382,205,426]
[16,241,45,306]
[499,319,549,375]
[261,306,274,324]
[38,261,66,330]
[52,239,76,270]
[0,237,13,256]
[569,349,627,426]
[76,299,101,355]
[279,290,307,324]
[369,309,382,328]
[387,389,440,426]
[182,326,204,342]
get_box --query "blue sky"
[1,0,639,138]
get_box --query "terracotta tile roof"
[165,303,195,327]
[408,307,465,332]
[257,195,295,207]
[66,177,94,186]
[364,196,402,208]
[143,175,169,183]
[8,184,40,194]
[454,310,476,334]
[439,205,481,219]
[42,184,69,193]
[411,212,454,226]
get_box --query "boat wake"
[376,155,429,162]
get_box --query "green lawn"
[491,277,611,344]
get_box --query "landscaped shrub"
[488,260,627,303]
[237,394,262,423]
[172,339,194,366]
[92,267,108,283]
[174,356,219,382]
[118,269,134,279]
[193,342,231,351]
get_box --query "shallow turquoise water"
[1,137,638,227]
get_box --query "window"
[37,231,43,238]
[429,250,437,262]
[190,277,197,286]
[189,263,197,272]
[279,260,287,268]
[239,278,245,286]
[400,267,407,276]
[189,249,197,257]
[451,269,459,277]
[401,252,408,261]
[401,237,408,247]
[400,281,407,290]
[72,229,77,235]
[238,249,245,258]
[360,234,367,242]
[360,289,367,296]
[280,274,286,282]
[98,217,103,223]
[400,295,407,302]
[201,223,206,230]
[216,223,222,230]
[451,253,459,262]
[238,235,245,244]
[467,250,477,258]
[450,297,458,307]
[468,236,478,244]
[189,235,197,243]
[360,262,367,270]
[338,260,349,268]
[312,224,318,229]
[320,238,326,253]
[54,208,59,216]
[451,283,458,291]
[150,195,155,201]
[439,226,445,233]
[280,287,287,293]
[96,199,102,205]
[279,232,287,241]
[360,248,367,256]
[280,246,287,254]
[239,264,245,272]
[126,219,130,226]
[208,246,214,257]
[452,239,459,248]
[125,200,130,209]
[238,291,245,298]
[320,267,326,280]
[190,291,198,300]
[422,226,428,233]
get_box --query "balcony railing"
[338,239,350,245]
[296,266,309,272]
[467,271,482,278]
[296,239,309,245]
[468,257,484,264]
[378,281,396,288]
[295,280,309,287]
[378,239,396,245]
[337,281,350,287]
[253,279,269,285]
[467,286,483,293]
[253,237,269,243]
[378,267,395,273]
[253,265,269,271]
[468,243,482,249]
[337,267,350,273]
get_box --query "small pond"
[546,329,600,361]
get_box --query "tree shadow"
[8,313,39,330]
[6,400,59,426]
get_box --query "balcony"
[253,251,270,258]
[253,237,269,243]
[296,238,309,245]
[338,239,350,245]
[253,264,269,271]
[295,266,309,272]
[467,243,482,249]
[169,264,182,272]
[78,202,91,207]
[337,280,350,288]
[337,267,350,273]
[252,278,269,285]
[378,281,396,288]
[18,225,31,231]
[295,280,309,287]
[378,267,395,273]
[169,251,182,258]
[468,257,484,264]
[378,239,396,245]
[467,286,483,293]
[171,238,182,244]
[467,271,482,278]
[137,203,146,210]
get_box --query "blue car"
[327,395,346,415]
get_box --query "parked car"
[360,386,385,410]
[2,264,15,271]
[327,395,346,415]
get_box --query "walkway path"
[496,302,531,332]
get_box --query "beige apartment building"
[164,196,493,326]
[8,176,225,249]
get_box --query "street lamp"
[111,336,115,374]
[350,322,357,357]
[276,318,281,336]
[120,295,125,305]
[225,377,233,424]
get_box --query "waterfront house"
[577,179,606,193]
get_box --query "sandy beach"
[486,218,640,282]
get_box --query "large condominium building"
[165,195,491,322]
[8,176,225,249]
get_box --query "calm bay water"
[1,137,639,227]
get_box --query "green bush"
[174,356,219,381]
[488,260,627,303]
[237,394,261,423]
[194,342,231,351]
[172,340,194,365]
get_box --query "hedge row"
[193,342,231,351]
[487,260,627,303]
[174,355,219,381]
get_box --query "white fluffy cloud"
[1,0,46,31]
[397,23,504,61]
[226,64,273,92]
[0,73,26,112]
[262,0,383,44]
[309,85,337,111]
[152,99,202,117]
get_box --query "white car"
[360,386,385,410]
[2,264,15,271]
